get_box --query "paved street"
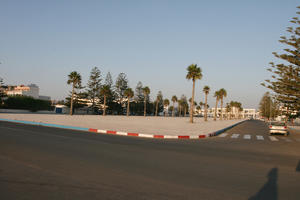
[0,120,300,200]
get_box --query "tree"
[262,6,300,118]
[203,85,210,121]
[124,88,134,116]
[218,88,227,120]
[259,92,279,120]
[155,91,163,116]
[186,64,203,123]
[115,73,128,105]
[105,72,113,88]
[0,77,6,106]
[171,95,177,117]
[100,85,111,116]
[180,95,188,117]
[142,86,150,116]
[87,67,101,112]
[163,99,170,117]
[213,90,221,121]
[67,71,82,115]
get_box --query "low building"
[3,84,51,100]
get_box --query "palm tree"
[100,85,111,116]
[218,88,227,120]
[186,64,203,123]
[67,71,82,115]
[163,99,170,117]
[124,88,134,116]
[203,86,210,121]
[142,86,150,116]
[155,91,163,116]
[177,99,182,117]
[214,90,221,121]
[199,101,204,116]
[171,95,177,117]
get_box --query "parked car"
[269,121,288,136]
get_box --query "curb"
[0,118,246,140]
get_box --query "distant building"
[3,84,51,100]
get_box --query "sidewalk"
[0,113,245,137]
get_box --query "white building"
[4,84,51,100]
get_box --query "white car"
[269,121,288,136]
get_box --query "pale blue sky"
[0,0,299,108]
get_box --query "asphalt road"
[0,120,299,200]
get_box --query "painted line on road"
[282,138,292,142]
[243,134,251,140]
[231,134,239,139]
[269,136,279,141]
[219,133,228,137]
[256,135,264,140]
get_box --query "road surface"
[0,120,299,200]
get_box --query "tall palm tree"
[214,90,221,121]
[142,86,150,116]
[163,99,170,117]
[186,64,203,123]
[100,85,111,116]
[155,91,163,116]
[218,88,227,120]
[203,86,210,121]
[124,88,134,117]
[177,99,182,117]
[67,71,82,115]
[171,95,177,117]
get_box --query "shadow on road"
[248,168,278,200]
[296,160,300,172]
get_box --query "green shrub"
[3,95,52,111]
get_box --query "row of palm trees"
[67,64,242,122]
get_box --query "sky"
[0,0,299,109]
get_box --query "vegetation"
[67,71,82,115]
[124,88,134,116]
[86,67,101,113]
[3,95,52,112]
[100,85,111,116]
[262,6,300,119]
[203,85,210,121]
[213,90,221,121]
[186,64,203,123]
[142,86,150,116]
[171,95,177,117]
[259,92,279,120]
[163,99,170,116]
[155,91,163,116]
[218,88,227,120]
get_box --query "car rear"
[269,122,288,136]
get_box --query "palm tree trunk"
[70,85,74,115]
[220,98,223,120]
[103,95,106,116]
[155,101,158,116]
[204,94,208,121]
[214,99,218,121]
[179,105,181,117]
[190,80,195,123]
[127,99,130,116]
[144,99,146,117]
[184,107,186,117]
[172,102,175,117]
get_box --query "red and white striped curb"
[88,128,218,139]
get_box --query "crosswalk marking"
[281,138,292,142]
[269,136,279,141]
[231,134,239,138]
[219,133,228,137]
[256,135,264,140]
[244,135,251,139]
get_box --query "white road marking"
[219,133,228,137]
[282,138,292,142]
[269,136,279,141]
[256,135,264,140]
[231,134,239,138]
[243,135,251,139]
